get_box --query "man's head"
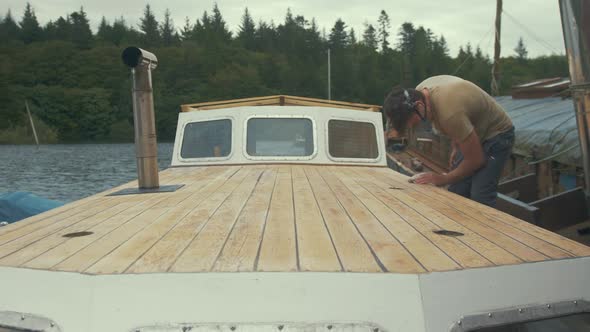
[382,87,426,136]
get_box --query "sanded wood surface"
[1,165,589,275]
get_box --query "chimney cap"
[122,46,158,69]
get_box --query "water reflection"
[0,143,173,202]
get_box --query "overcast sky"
[1,0,565,57]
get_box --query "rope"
[500,143,580,181]
[453,24,495,75]
[502,9,562,55]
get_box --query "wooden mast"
[491,0,503,96]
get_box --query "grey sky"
[1,0,565,57]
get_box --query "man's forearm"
[443,157,484,185]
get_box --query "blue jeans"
[448,127,515,207]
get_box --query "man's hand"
[409,172,448,186]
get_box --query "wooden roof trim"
[180,95,382,112]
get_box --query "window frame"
[177,117,234,163]
[243,115,318,161]
[326,118,381,163]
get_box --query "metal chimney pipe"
[122,47,159,189]
[559,0,590,196]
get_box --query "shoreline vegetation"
[0,3,569,144]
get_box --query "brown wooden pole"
[491,0,502,96]
[25,100,39,145]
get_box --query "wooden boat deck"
[0,165,589,275]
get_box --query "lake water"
[0,143,174,203]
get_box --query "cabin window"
[470,313,590,331]
[328,120,378,159]
[181,119,232,159]
[246,118,314,157]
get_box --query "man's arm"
[444,130,485,184]
[412,130,484,186]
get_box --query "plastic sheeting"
[0,192,63,224]
[495,96,582,167]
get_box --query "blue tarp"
[0,192,63,223]
[495,96,581,167]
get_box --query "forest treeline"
[0,3,569,143]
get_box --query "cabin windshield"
[171,106,387,166]
[181,119,232,159]
[246,118,314,157]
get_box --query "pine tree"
[475,46,484,60]
[397,22,416,54]
[237,8,256,50]
[111,17,129,45]
[52,16,72,41]
[514,37,528,60]
[210,3,231,42]
[377,10,390,52]
[70,7,93,48]
[414,27,429,79]
[192,11,209,44]
[20,2,42,44]
[362,23,377,50]
[438,36,449,55]
[329,18,348,49]
[139,4,161,47]
[0,10,21,40]
[180,17,193,41]
[398,22,417,85]
[255,20,277,52]
[349,28,357,45]
[97,16,111,42]
[160,9,178,46]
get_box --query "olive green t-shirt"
[416,75,513,142]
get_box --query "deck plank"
[0,199,135,266]
[53,167,229,273]
[166,167,265,272]
[0,197,112,247]
[122,166,247,273]
[256,166,298,272]
[1,164,587,275]
[379,169,571,260]
[482,204,590,257]
[212,168,278,272]
[377,167,590,258]
[0,198,125,265]
[0,168,186,245]
[87,167,244,274]
[23,194,169,269]
[304,166,382,272]
[23,168,217,269]
[0,168,181,238]
[354,168,534,265]
[320,167,424,273]
[291,166,341,272]
[330,167,457,272]
[349,169,491,269]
